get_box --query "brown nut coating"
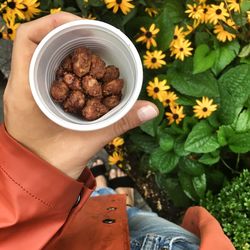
[56,67,64,80]
[82,98,108,121]
[102,65,120,83]
[63,90,85,113]
[63,72,75,85]
[102,79,124,96]
[82,75,102,97]
[61,55,73,72]
[72,47,92,77]
[50,80,69,102]
[103,95,121,109]
[90,54,106,79]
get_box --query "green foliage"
[201,169,250,250]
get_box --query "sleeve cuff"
[0,124,95,213]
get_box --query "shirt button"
[103,219,116,224]
[107,207,117,211]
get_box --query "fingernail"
[137,105,158,122]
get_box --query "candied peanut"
[63,90,85,113]
[61,55,73,72]
[102,79,124,96]
[82,75,102,97]
[90,54,106,79]
[103,95,121,109]
[50,80,69,102]
[72,47,91,77]
[102,65,120,83]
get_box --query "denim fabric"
[91,187,200,250]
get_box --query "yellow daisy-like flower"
[21,0,41,21]
[145,7,158,17]
[6,17,20,40]
[247,11,250,24]
[197,0,207,3]
[161,91,178,107]
[200,4,210,23]
[193,96,217,119]
[136,23,160,49]
[146,77,170,102]
[170,39,193,61]
[143,50,166,69]
[0,26,8,40]
[227,0,240,12]
[3,0,25,20]
[207,2,229,25]
[109,137,124,148]
[108,151,124,166]
[185,4,203,20]
[183,20,200,36]
[214,21,236,42]
[104,0,135,15]
[170,26,185,47]
[165,105,185,125]
[50,7,61,14]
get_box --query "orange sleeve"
[181,206,235,250]
[0,124,95,250]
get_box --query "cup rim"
[29,19,143,131]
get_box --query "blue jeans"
[91,187,200,250]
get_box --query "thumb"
[101,100,159,141]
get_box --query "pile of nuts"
[50,47,124,121]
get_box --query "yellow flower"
[6,17,20,40]
[104,0,135,15]
[170,26,186,48]
[185,4,203,20]
[165,105,185,125]
[108,151,124,166]
[183,20,200,36]
[161,91,178,107]
[227,0,240,12]
[145,7,158,17]
[3,0,25,20]
[170,39,193,61]
[214,20,236,42]
[109,137,124,148]
[207,2,229,25]
[136,23,160,49]
[21,0,41,21]
[200,4,210,23]
[248,11,250,23]
[193,96,217,119]
[50,7,61,14]
[147,77,170,102]
[0,26,8,40]
[143,50,166,69]
[85,13,97,20]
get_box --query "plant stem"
[221,158,240,174]
[235,153,240,170]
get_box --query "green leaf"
[88,0,104,6]
[239,43,250,58]
[198,151,220,165]
[150,148,179,174]
[193,44,217,74]
[228,132,250,153]
[218,64,250,124]
[178,171,199,201]
[167,59,219,98]
[156,7,174,50]
[185,120,220,153]
[179,157,205,176]
[234,109,250,132]
[192,174,206,198]
[159,133,174,152]
[163,0,185,23]
[217,125,235,146]
[241,0,250,12]
[129,133,158,153]
[212,41,240,76]
[174,136,190,156]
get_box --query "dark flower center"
[180,48,184,52]
[22,4,28,11]
[151,57,157,63]
[203,8,208,13]
[7,1,16,9]
[109,144,115,151]
[173,35,178,39]
[216,9,222,15]
[193,7,197,11]
[116,0,122,4]
[166,99,170,103]
[0,32,2,39]
[116,160,122,166]
[154,87,159,93]
[203,107,208,112]
[145,31,152,38]
[2,8,7,14]
[236,0,240,3]
[173,114,179,120]
[7,28,13,34]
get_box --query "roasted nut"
[102,65,119,83]
[82,98,108,121]
[61,55,73,72]
[63,90,85,113]
[90,54,106,79]
[50,80,69,102]
[63,72,75,85]
[72,47,92,77]
[103,79,124,96]
[82,75,102,97]
[56,67,64,80]
[103,95,121,109]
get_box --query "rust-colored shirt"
[0,125,235,250]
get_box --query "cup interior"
[30,20,142,130]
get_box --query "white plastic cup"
[29,20,143,131]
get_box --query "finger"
[97,100,159,145]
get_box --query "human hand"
[3,12,158,179]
